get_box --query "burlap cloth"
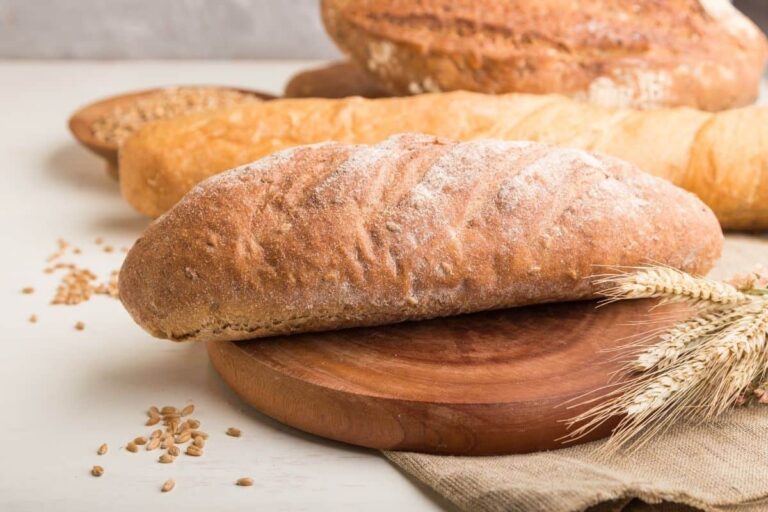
[385,234,768,512]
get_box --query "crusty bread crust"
[321,0,767,111]
[119,134,722,343]
[119,91,768,229]
[284,61,390,99]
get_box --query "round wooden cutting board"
[207,300,687,455]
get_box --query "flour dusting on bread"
[120,134,722,343]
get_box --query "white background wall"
[0,0,341,59]
[0,0,764,60]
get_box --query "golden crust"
[119,91,768,229]
[119,134,722,342]
[321,0,768,110]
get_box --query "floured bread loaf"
[119,134,722,343]
[321,0,768,110]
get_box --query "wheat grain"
[180,404,195,417]
[226,427,241,437]
[236,477,254,487]
[126,442,138,453]
[91,465,104,477]
[97,443,108,455]
[161,479,175,493]
[158,454,175,464]
[185,445,202,457]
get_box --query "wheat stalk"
[564,266,768,452]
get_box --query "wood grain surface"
[207,299,690,455]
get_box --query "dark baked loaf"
[119,134,723,343]
[321,0,768,110]
[284,61,390,99]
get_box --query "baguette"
[120,91,768,230]
[321,0,768,111]
[119,134,722,343]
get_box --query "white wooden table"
[0,61,446,511]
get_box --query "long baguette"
[120,91,768,229]
[119,134,722,343]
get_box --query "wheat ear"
[566,302,768,451]
[631,308,744,371]
[563,266,768,453]
[594,267,752,306]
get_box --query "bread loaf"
[119,91,768,229]
[321,0,768,111]
[119,134,722,343]
[284,61,390,99]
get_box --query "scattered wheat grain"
[236,477,253,487]
[226,427,241,437]
[161,479,175,493]
[185,446,202,457]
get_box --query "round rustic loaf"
[321,0,768,111]
[119,134,722,343]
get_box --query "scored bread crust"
[119,134,722,343]
[321,0,768,111]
